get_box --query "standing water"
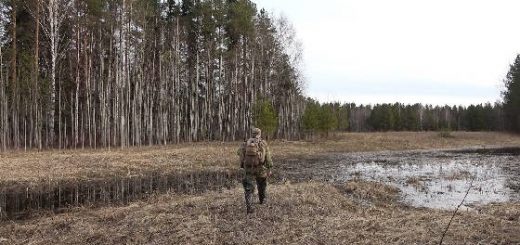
[337,149,520,210]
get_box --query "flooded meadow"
[278,147,520,210]
[337,148,520,209]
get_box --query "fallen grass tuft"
[438,128,455,139]
[339,180,400,205]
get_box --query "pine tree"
[301,99,320,138]
[503,54,520,133]
[336,104,349,131]
[318,104,338,137]
[253,99,278,140]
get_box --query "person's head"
[251,127,262,138]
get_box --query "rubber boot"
[245,191,254,214]
[243,178,255,214]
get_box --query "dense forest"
[0,0,305,150]
[301,100,505,136]
[0,0,519,151]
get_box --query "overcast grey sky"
[254,0,520,106]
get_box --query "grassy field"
[1,131,519,183]
[1,132,520,244]
[1,181,519,244]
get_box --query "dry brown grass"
[1,181,518,244]
[444,170,473,181]
[405,177,429,192]
[340,179,401,205]
[1,131,519,183]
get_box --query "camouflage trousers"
[242,166,269,213]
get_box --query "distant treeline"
[301,100,505,134]
[300,53,520,135]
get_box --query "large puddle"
[336,149,520,210]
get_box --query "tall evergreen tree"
[301,99,320,137]
[503,54,520,133]
[318,104,338,136]
[336,104,349,131]
[253,99,278,140]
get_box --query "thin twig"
[439,177,475,245]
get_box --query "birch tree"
[40,0,70,146]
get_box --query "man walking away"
[238,127,273,214]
